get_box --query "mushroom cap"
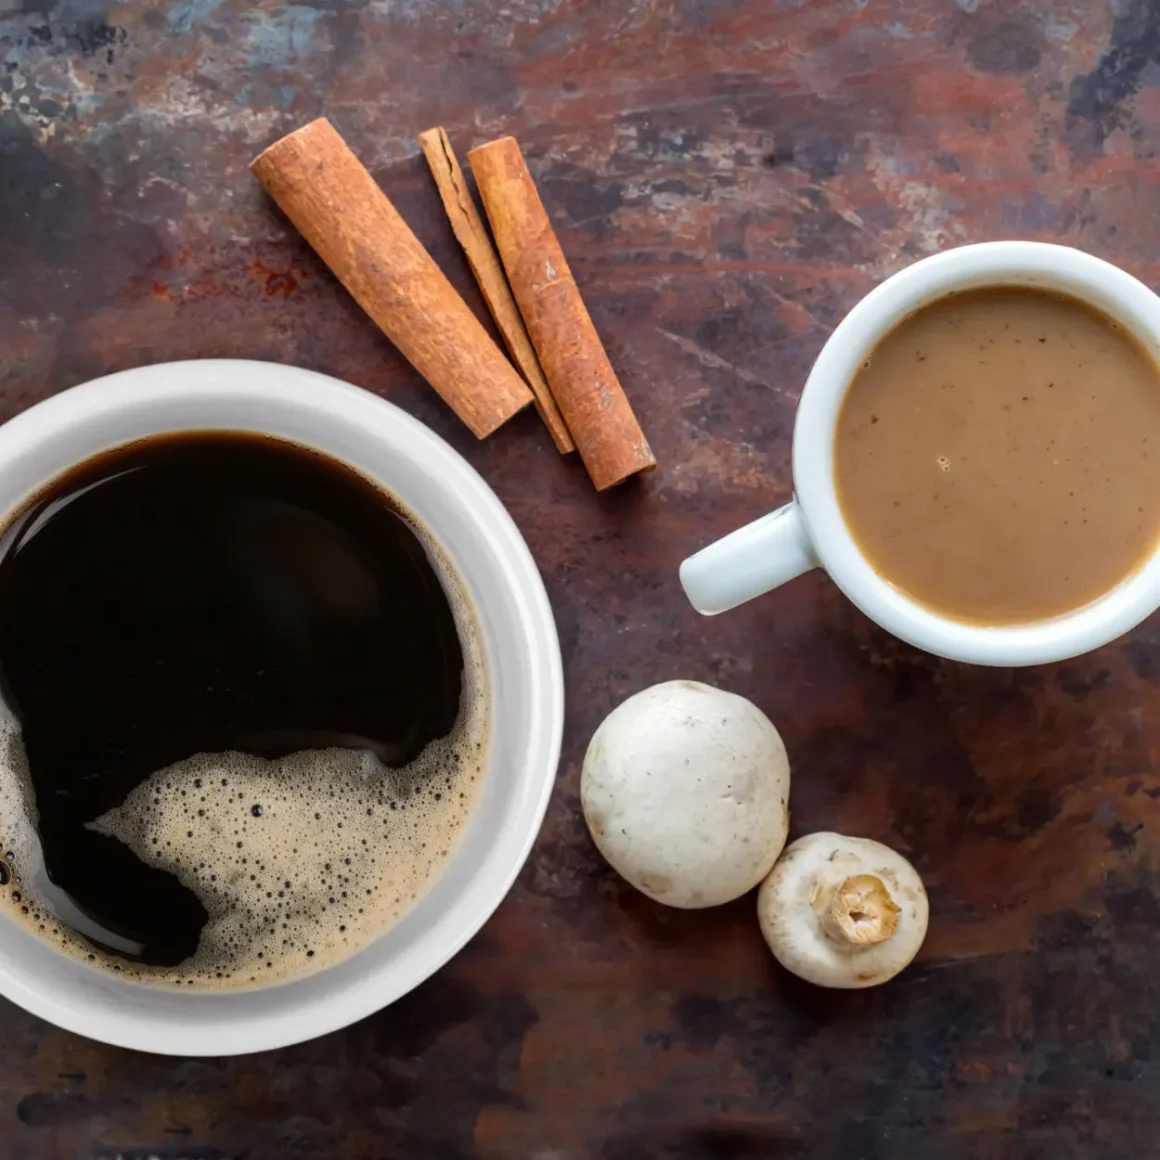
[758,832,928,988]
[581,680,790,909]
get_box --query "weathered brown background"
[1,0,1159,1155]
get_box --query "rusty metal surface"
[1,0,1159,1155]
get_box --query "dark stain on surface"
[667,985,828,1100]
[0,111,74,255]
[967,11,1043,75]
[670,994,734,1051]
[1127,635,1160,679]
[1055,665,1111,700]
[1106,884,1160,931]
[15,0,111,19]
[62,20,126,57]
[0,111,161,319]
[604,1124,805,1158]
[1107,821,1144,851]
[482,989,539,1058]
[648,177,696,197]
[1036,907,1101,950]
[1069,0,1160,145]
[797,136,846,181]
[521,827,612,916]
[363,974,488,1060]
[761,141,796,169]
[91,1152,246,1160]
[16,1090,95,1126]
[1014,786,1059,835]
[623,112,709,164]
[539,167,627,239]
[5,15,126,57]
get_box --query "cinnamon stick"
[251,118,532,439]
[418,127,574,453]
[468,137,656,490]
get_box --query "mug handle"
[680,502,820,615]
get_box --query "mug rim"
[793,241,1160,665]
[0,359,564,1054]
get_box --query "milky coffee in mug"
[833,286,1160,625]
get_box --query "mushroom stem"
[822,874,900,947]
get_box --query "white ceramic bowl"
[0,360,563,1055]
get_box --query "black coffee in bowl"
[0,433,488,989]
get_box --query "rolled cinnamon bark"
[418,126,574,453]
[468,137,656,490]
[251,119,532,439]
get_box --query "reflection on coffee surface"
[834,287,1160,624]
[0,433,488,989]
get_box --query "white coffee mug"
[0,360,563,1055]
[681,242,1160,666]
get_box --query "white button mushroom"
[757,833,928,987]
[581,680,790,909]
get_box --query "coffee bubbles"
[88,654,487,987]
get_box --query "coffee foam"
[0,510,490,990]
[0,709,43,908]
